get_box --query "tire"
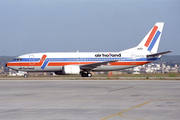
[24,74,28,78]
[81,73,87,77]
[87,73,92,77]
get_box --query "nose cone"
[5,62,16,70]
[5,62,10,68]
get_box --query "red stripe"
[144,26,158,47]
[38,55,47,66]
[48,62,95,66]
[7,61,150,66]
[47,62,150,66]
[7,62,95,66]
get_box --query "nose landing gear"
[24,74,28,78]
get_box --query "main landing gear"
[81,71,92,77]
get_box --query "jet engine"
[62,65,80,75]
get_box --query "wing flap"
[80,60,118,70]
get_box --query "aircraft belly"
[34,66,63,72]
[11,65,136,72]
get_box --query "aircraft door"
[29,55,34,65]
[131,54,136,64]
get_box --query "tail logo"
[144,25,161,51]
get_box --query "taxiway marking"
[101,99,180,120]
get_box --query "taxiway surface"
[0,80,180,120]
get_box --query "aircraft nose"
[5,63,7,67]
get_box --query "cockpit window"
[13,58,22,61]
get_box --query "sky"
[0,0,180,56]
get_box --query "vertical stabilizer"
[137,22,164,53]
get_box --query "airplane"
[6,22,173,78]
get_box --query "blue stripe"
[11,57,159,63]
[148,31,161,51]
[40,57,159,69]
[41,61,49,69]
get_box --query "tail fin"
[137,22,164,53]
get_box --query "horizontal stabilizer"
[147,50,173,57]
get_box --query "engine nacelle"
[62,65,80,75]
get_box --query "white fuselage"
[6,52,158,72]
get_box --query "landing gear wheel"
[87,73,92,77]
[24,74,28,78]
[81,73,87,77]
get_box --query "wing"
[147,50,173,57]
[80,60,118,70]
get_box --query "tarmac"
[0,80,180,120]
